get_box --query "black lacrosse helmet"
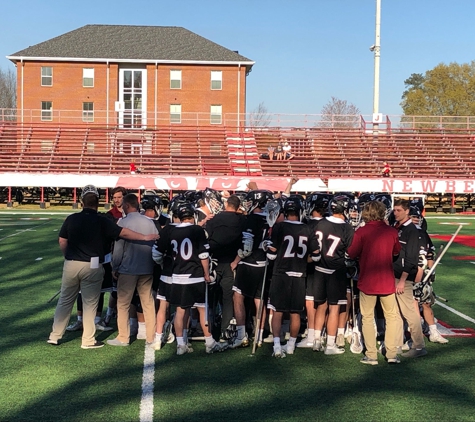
[176,202,197,221]
[243,190,274,214]
[306,192,332,217]
[141,191,163,216]
[283,195,305,221]
[330,194,351,219]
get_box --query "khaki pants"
[360,291,399,360]
[117,273,156,343]
[50,260,104,346]
[395,279,425,349]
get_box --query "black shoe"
[81,341,105,349]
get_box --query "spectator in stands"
[130,161,141,174]
[275,143,284,160]
[283,142,294,160]
[382,161,392,178]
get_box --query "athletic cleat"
[107,338,129,347]
[387,356,401,364]
[263,334,274,343]
[360,356,378,365]
[47,338,58,345]
[429,331,449,344]
[402,348,427,358]
[206,341,228,354]
[66,320,83,331]
[95,320,113,332]
[282,343,295,355]
[324,344,345,355]
[230,335,249,349]
[272,344,286,358]
[296,339,314,348]
[336,333,346,348]
[313,338,324,352]
[401,340,412,351]
[136,331,147,340]
[81,340,105,349]
[177,344,193,355]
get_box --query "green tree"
[401,62,475,129]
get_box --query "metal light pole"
[372,0,381,136]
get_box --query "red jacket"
[347,221,401,295]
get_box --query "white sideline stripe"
[140,344,155,422]
[0,221,50,242]
[434,300,475,324]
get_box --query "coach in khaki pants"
[347,200,402,365]
[108,193,158,346]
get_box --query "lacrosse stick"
[251,199,281,355]
[421,224,462,284]
[349,278,363,354]
[205,282,209,327]
[47,289,61,303]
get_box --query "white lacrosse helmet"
[81,185,99,199]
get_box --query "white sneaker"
[429,331,449,344]
[401,340,412,351]
[272,344,286,358]
[230,334,249,349]
[296,338,314,348]
[177,344,193,355]
[336,333,346,348]
[324,344,345,355]
[313,338,324,352]
[263,334,274,343]
[206,341,228,354]
[282,343,295,355]
[66,320,83,331]
[95,320,113,332]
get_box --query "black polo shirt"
[59,208,122,263]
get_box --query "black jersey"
[240,212,271,268]
[393,219,420,281]
[170,223,209,283]
[416,225,435,268]
[153,223,178,279]
[270,220,318,277]
[305,217,323,275]
[314,216,354,272]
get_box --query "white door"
[119,69,147,129]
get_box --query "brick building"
[7,24,254,127]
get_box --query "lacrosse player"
[347,200,402,364]
[266,196,320,357]
[311,195,355,355]
[154,202,228,355]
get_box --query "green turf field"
[1,211,475,422]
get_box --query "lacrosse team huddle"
[48,179,448,364]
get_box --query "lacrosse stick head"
[203,187,225,215]
[264,199,282,227]
[350,332,364,354]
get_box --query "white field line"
[140,344,155,422]
[0,220,51,242]
[434,300,475,324]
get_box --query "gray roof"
[8,24,253,64]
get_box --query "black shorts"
[101,263,114,292]
[305,270,318,301]
[311,267,348,306]
[156,276,172,301]
[169,279,205,309]
[268,274,306,313]
[233,263,269,299]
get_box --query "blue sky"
[1,0,474,118]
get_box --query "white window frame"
[210,105,222,124]
[211,71,222,90]
[41,101,52,121]
[170,104,182,124]
[41,67,52,86]
[83,68,94,87]
[82,102,94,122]
[170,70,182,89]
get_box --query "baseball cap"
[81,185,99,199]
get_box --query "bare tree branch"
[248,102,271,127]
[320,96,360,128]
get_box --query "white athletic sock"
[205,336,215,347]
[273,336,281,347]
[237,325,246,339]
[327,335,336,347]
[77,316,83,322]
[337,328,345,336]
[94,316,101,324]
[176,337,185,346]
[138,322,146,335]
[314,330,322,340]
[429,324,438,335]
[288,337,297,347]
[307,329,315,342]
[155,332,162,341]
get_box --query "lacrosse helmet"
[81,184,99,199]
[176,202,197,221]
[203,187,224,214]
[348,198,361,228]
[329,195,351,220]
[283,195,305,221]
[306,192,332,217]
[141,192,163,217]
[374,194,393,220]
[168,194,188,221]
[243,190,274,214]
[357,193,377,209]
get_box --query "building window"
[211,71,222,90]
[41,101,52,121]
[82,102,94,122]
[210,105,222,124]
[41,67,52,86]
[170,70,181,89]
[83,68,94,87]
[170,104,181,123]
